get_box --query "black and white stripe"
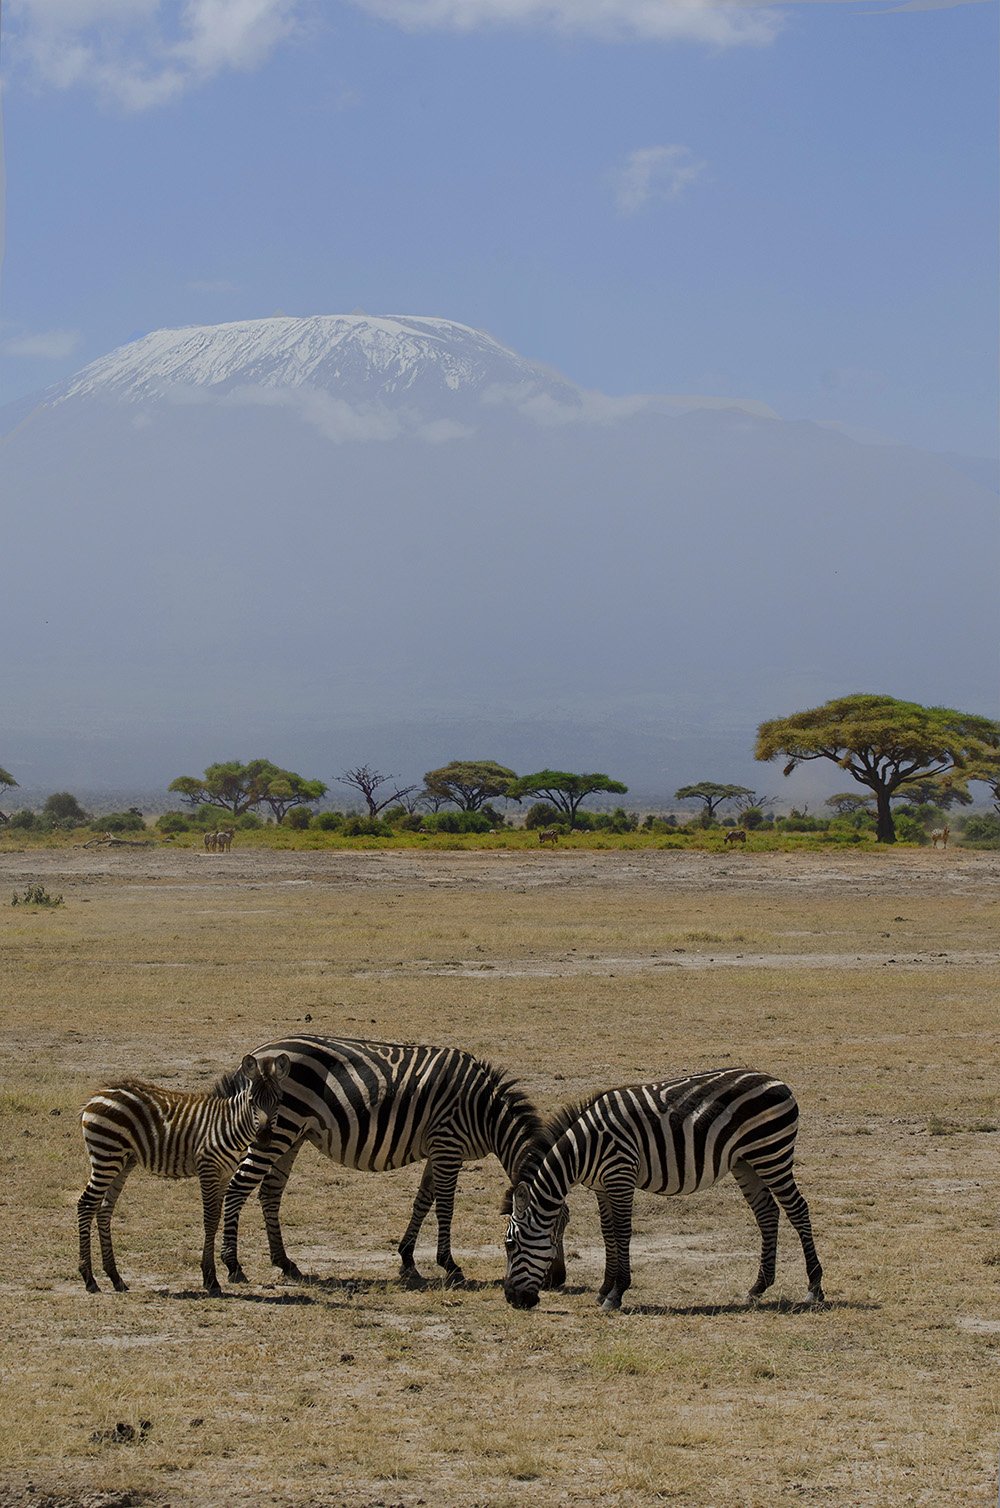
[503,1067,824,1311]
[219,1034,558,1288]
[77,1053,289,1295]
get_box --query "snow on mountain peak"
[53,314,580,407]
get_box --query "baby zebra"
[503,1067,824,1313]
[78,1053,290,1296]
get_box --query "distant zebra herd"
[203,829,234,852]
[77,1034,824,1313]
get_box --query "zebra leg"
[544,1216,568,1290]
[95,1160,135,1292]
[258,1140,306,1279]
[397,1162,435,1286]
[78,1166,122,1293]
[732,1158,781,1304]
[751,1161,825,1304]
[599,1179,636,1313]
[429,1152,466,1286]
[221,1129,296,1283]
[198,1161,226,1297]
[595,1190,619,1304]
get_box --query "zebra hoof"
[745,1291,762,1308]
[111,1277,129,1293]
[400,1267,427,1290]
[83,1277,100,1294]
[228,1267,249,1284]
[281,1261,304,1281]
[206,1283,224,1299]
[600,1294,622,1313]
[444,1268,466,1289]
[805,1286,827,1306]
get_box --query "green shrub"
[775,814,830,832]
[961,813,1000,845]
[91,811,145,833]
[524,803,562,830]
[313,811,345,831]
[235,812,263,830]
[342,816,394,837]
[284,807,312,829]
[8,810,36,830]
[156,812,190,834]
[12,884,63,907]
[422,810,492,834]
[891,814,927,844]
[397,812,425,832]
[43,792,89,823]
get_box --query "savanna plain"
[0,844,998,1507]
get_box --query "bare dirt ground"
[0,846,998,1506]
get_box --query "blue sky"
[1,0,996,455]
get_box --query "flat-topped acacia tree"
[422,761,517,811]
[168,760,327,823]
[755,694,1000,843]
[507,770,628,830]
[674,782,754,826]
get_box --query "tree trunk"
[874,785,896,843]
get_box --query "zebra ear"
[512,1182,531,1220]
[241,1054,260,1079]
[271,1053,291,1080]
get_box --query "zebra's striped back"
[243,1034,540,1175]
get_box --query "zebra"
[77,1053,290,1296]
[218,1034,565,1290]
[502,1067,825,1313]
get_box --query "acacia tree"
[423,760,516,811]
[825,793,874,819]
[0,766,17,824]
[756,694,1000,843]
[674,782,754,827]
[338,766,417,818]
[168,760,326,822]
[507,770,628,829]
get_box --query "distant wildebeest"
[538,829,560,846]
[724,829,748,846]
[930,825,950,850]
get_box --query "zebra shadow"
[286,1272,505,1295]
[154,1287,317,1305]
[614,1297,879,1317]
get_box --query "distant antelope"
[78,1054,290,1296]
[724,829,748,846]
[930,826,950,849]
[538,829,560,846]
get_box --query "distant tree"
[43,792,89,823]
[338,766,417,818]
[891,776,972,811]
[825,793,874,818]
[0,767,18,824]
[168,760,326,822]
[507,770,628,830]
[674,783,754,827]
[423,760,517,811]
[756,694,1000,844]
[962,751,1000,816]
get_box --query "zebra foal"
[218,1034,565,1289]
[78,1053,289,1296]
[503,1067,824,1313]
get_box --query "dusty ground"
[0,846,997,1507]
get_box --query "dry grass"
[0,847,998,1506]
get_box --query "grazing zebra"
[930,826,950,850]
[503,1068,824,1313]
[724,829,748,846]
[538,829,560,846]
[219,1034,564,1289]
[78,1053,290,1296]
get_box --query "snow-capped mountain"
[50,314,581,410]
[1,315,995,792]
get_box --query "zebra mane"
[481,1060,545,1142]
[209,1066,250,1099]
[502,1094,598,1211]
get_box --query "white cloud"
[612,144,707,214]
[352,0,780,44]
[7,0,301,110]
[3,328,83,359]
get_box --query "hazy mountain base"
[2,388,995,791]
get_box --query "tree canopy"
[0,766,17,824]
[507,770,628,828]
[756,694,1000,842]
[674,782,754,824]
[423,760,517,811]
[168,760,327,822]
